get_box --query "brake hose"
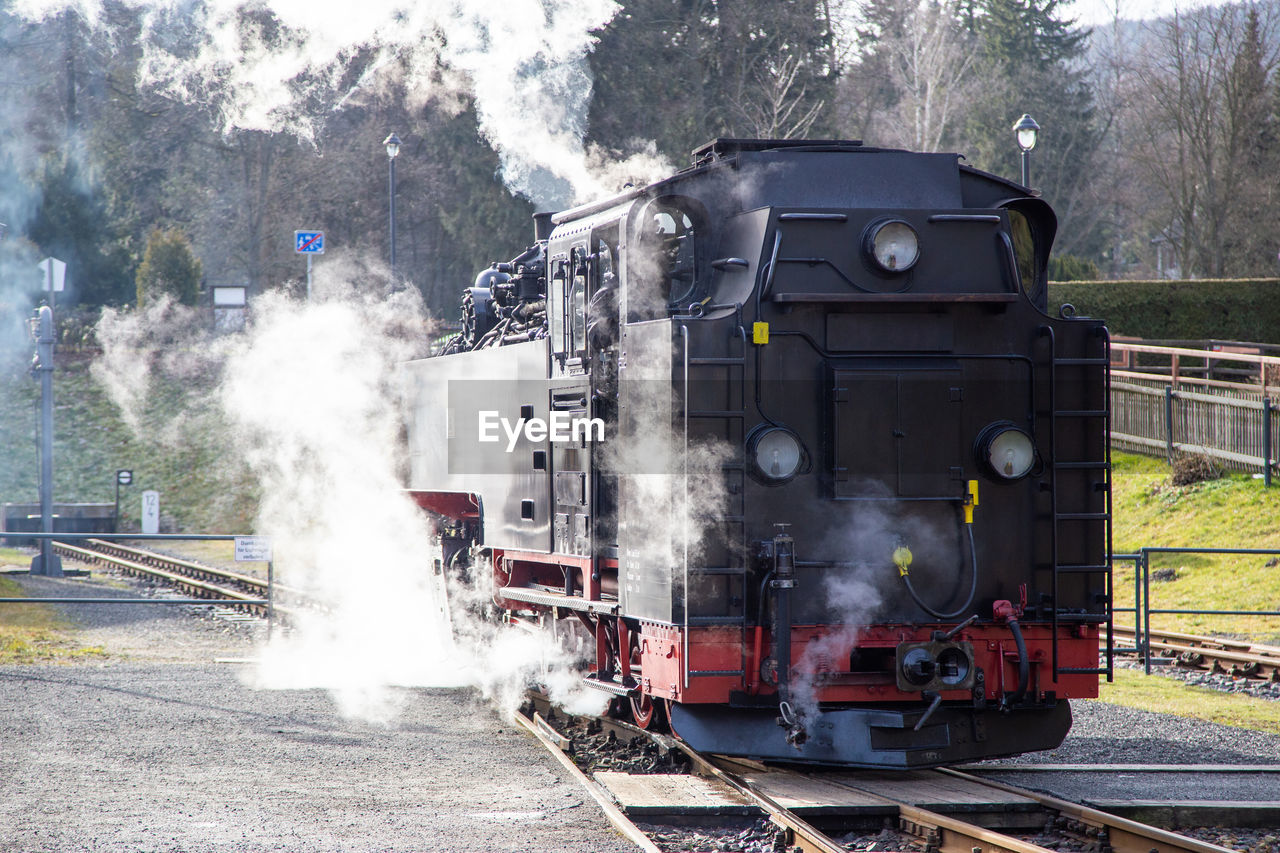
[1006,614,1030,705]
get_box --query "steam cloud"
[92,259,607,721]
[10,0,671,208]
[785,491,966,723]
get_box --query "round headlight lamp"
[975,423,1036,480]
[863,219,920,273]
[749,427,805,483]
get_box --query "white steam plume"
[786,490,971,724]
[11,0,672,208]
[91,257,607,721]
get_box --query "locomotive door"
[551,241,591,557]
[831,367,964,499]
[550,225,621,559]
[552,385,591,556]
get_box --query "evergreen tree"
[26,154,133,306]
[959,0,1103,259]
[136,227,202,307]
[588,0,837,163]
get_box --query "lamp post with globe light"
[1012,114,1040,188]
[383,133,401,276]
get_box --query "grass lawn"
[1111,453,1280,644]
[0,573,107,664]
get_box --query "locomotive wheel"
[627,641,669,731]
[629,692,663,730]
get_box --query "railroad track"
[517,699,1244,853]
[50,538,289,617]
[1113,625,1280,681]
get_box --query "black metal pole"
[1020,149,1030,187]
[1142,549,1152,675]
[388,155,397,276]
[267,559,275,639]
[114,479,120,532]
[31,306,62,577]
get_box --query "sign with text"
[234,536,273,562]
[141,490,160,535]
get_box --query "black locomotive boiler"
[402,138,1112,768]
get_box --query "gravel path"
[1018,699,1280,766]
[0,665,635,852]
[0,570,634,852]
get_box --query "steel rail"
[1112,624,1280,679]
[50,541,266,612]
[519,696,1240,853]
[73,539,269,592]
[518,696,847,853]
[512,709,662,853]
[676,747,848,853]
[939,768,1237,853]
[706,755,1067,853]
[37,539,305,620]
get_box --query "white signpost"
[141,490,160,535]
[38,257,66,311]
[236,536,276,632]
[234,536,273,562]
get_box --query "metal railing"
[1115,546,1280,674]
[1109,341,1280,483]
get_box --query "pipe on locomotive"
[994,598,1031,706]
[894,517,980,620]
[770,528,795,701]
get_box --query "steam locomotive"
[402,138,1112,768]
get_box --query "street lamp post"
[1012,114,1040,188]
[383,133,401,276]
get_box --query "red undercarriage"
[489,546,1100,707]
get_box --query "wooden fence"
[1109,341,1280,483]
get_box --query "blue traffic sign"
[295,231,325,254]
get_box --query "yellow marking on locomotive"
[752,322,769,344]
[893,545,913,577]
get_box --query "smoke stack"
[533,212,554,243]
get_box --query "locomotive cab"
[404,138,1111,768]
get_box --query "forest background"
[2,0,1279,328]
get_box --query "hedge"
[1047,279,1280,344]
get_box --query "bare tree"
[731,53,827,138]
[885,0,978,151]
[837,0,979,151]
[1128,5,1280,277]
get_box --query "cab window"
[569,271,587,355]
[550,260,567,355]
[629,198,702,322]
[1008,210,1037,292]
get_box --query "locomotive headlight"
[975,422,1036,480]
[864,219,920,273]
[749,427,805,483]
